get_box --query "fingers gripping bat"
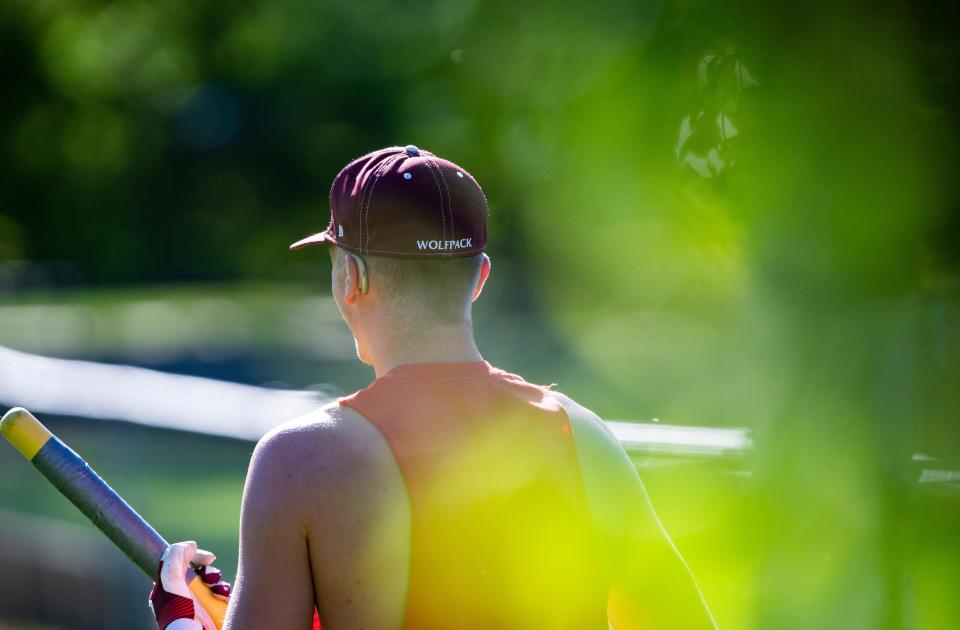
[1,407,228,628]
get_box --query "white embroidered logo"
[416,238,473,251]
[338,224,344,237]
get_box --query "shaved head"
[331,246,485,326]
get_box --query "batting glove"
[148,541,231,630]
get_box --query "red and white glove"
[148,541,231,630]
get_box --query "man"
[149,146,717,629]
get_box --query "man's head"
[291,146,491,366]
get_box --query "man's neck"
[368,321,483,378]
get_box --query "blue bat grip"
[31,435,169,577]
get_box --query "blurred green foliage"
[1,0,958,628]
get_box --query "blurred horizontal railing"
[1,344,751,457]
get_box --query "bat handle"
[188,571,229,628]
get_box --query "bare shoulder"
[232,403,408,629]
[547,391,639,538]
[253,402,391,461]
[257,403,409,629]
[248,402,398,511]
[547,391,635,475]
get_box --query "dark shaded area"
[0,0,954,289]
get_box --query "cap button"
[403,144,420,156]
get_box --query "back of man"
[151,146,715,630]
[337,360,608,628]
[244,369,715,629]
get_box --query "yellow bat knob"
[1,407,53,461]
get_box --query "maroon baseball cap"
[290,145,488,257]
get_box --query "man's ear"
[472,254,491,302]
[343,254,368,304]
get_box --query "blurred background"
[1,0,957,627]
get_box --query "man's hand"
[148,541,231,630]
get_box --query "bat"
[1,406,228,628]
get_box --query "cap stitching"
[361,157,392,253]
[333,149,394,250]
[437,159,453,241]
[424,157,448,235]
[426,156,454,242]
[421,158,447,242]
[471,171,489,246]
[356,150,401,252]
[482,186,488,245]
[356,158,376,251]
[359,160,379,253]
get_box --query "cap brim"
[289,231,334,251]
